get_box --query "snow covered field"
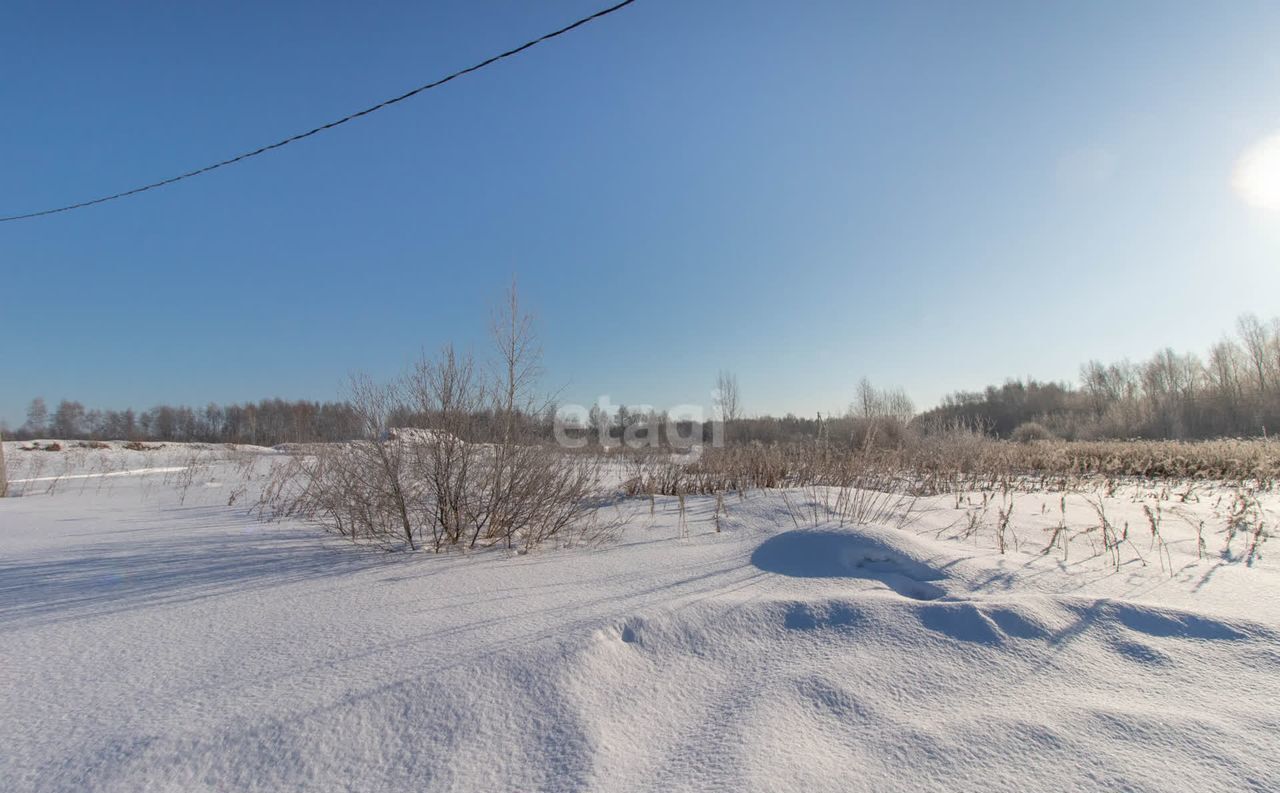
[3,442,1279,792]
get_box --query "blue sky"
[3,0,1279,427]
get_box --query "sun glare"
[1233,132,1280,212]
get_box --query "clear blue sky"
[3,0,1279,427]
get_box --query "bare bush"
[259,283,615,553]
[1010,421,1055,443]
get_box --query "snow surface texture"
[2,442,1279,792]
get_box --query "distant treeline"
[916,313,1280,440]
[9,313,1279,446]
[10,397,363,446]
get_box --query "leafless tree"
[715,370,741,444]
[491,277,544,440]
[1272,317,1280,388]
[50,400,87,439]
[716,370,741,423]
[853,377,879,419]
[1207,339,1245,424]
[25,398,48,437]
[264,281,614,553]
[488,278,544,546]
[1238,313,1271,394]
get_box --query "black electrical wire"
[0,0,637,223]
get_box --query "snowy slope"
[2,443,1278,792]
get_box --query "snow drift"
[2,443,1278,791]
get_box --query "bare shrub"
[265,376,422,549]
[265,442,423,549]
[1010,421,1055,443]
[260,283,614,553]
[407,345,487,550]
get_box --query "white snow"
[2,442,1278,792]
[10,467,190,484]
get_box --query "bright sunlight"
[1234,132,1280,212]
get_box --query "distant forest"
[6,312,1280,445]
[7,398,363,446]
[914,312,1280,440]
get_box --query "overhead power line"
[0,0,637,223]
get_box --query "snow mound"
[569,594,1278,792]
[751,527,947,600]
[6,451,1280,791]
